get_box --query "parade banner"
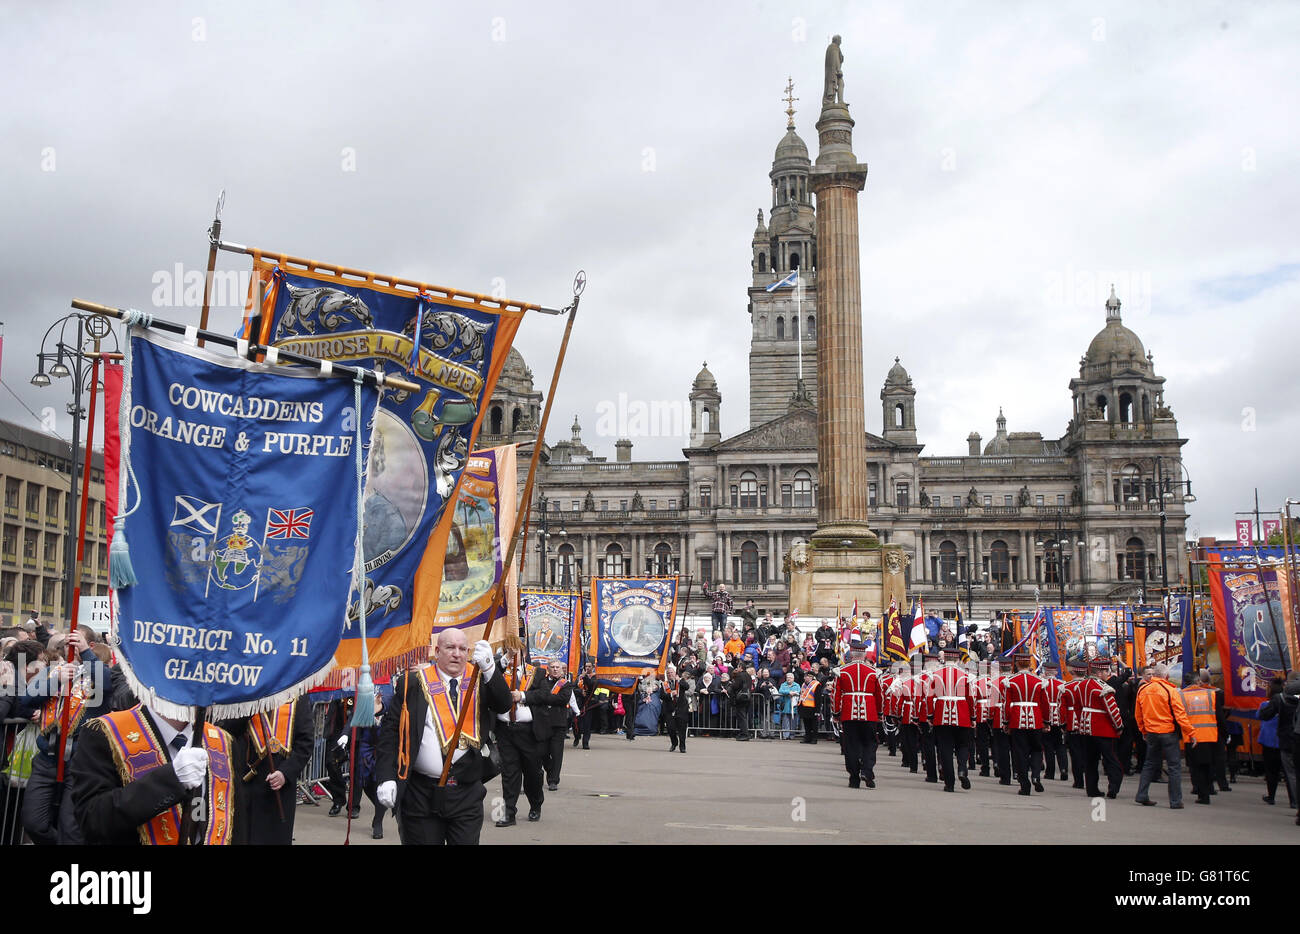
[1042,607,1124,678]
[1131,605,1183,683]
[1206,549,1292,709]
[592,577,678,679]
[114,329,376,717]
[520,588,582,673]
[434,444,518,646]
[244,261,524,670]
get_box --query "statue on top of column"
[823,35,845,105]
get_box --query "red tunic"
[834,662,882,721]
[879,674,896,717]
[925,664,975,727]
[1042,677,1066,728]
[1058,678,1086,733]
[1076,678,1124,738]
[972,676,992,725]
[1003,671,1050,730]
[987,676,1009,730]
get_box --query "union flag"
[266,507,313,539]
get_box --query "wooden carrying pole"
[438,274,585,786]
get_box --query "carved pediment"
[716,408,818,451]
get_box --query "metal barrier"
[297,701,332,806]
[685,691,835,739]
[1,718,34,846]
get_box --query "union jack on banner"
[266,507,314,539]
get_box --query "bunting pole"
[439,272,586,786]
[69,299,418,393]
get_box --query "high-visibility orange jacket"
[1180,685,1218,744]
[1135,677,1195,743]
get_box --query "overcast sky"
[2,0,1296,539]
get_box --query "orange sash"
[505,664,535,692]
[249,701,296,758]
[417,666,480,754]
[93,707,233,846]
[800,681,818,707]
[40,690,88,738]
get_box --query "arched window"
[807,315,815,338]
[490,405,503,435]
[792,470,813,507]
[990,540,1010,583]
[603,543,625,576]
[758,252,766,273]
[938,540,958,583]
[738,471,759,509]
[895,403,905,428]
[1096,394,1109,420]
[512,407,523,432]
[558,543,575,588]
[1121,464,1142,503]
[1124,537,1146,580]
[791,252,801,270]
[653,542,673,576]
[740,540,760,585]
[790,315,798,339]
[1119,392,1133,423]
[776,316,785,339]
[700,407,712,433]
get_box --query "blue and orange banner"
[520,588,582,674]
[1206,548,1292,709]
[242,260,524,672]
[592,577,678,679]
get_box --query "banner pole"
[1251,489,1289,678]
[54,347,101,786]
[197,190,224,347]
[438,273,585,786]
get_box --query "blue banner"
[520,589,581,673]
[592,577,678,679]
[116,329,376,716]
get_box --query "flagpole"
[438,272,586,786]
[796,272,803,382]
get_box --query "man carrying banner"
[537,660,574,792]
[70,704,235,846]
[491,649,545,827]
[834,638,883,788]
[223,698,314,845]
[377,630,510,844]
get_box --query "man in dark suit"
[537,661,575,791]
[664,669,691,752]
[222,699,315,845]
[377,630,510,845]
[493,650,547,827]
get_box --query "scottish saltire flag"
[520,589,582,673]
[908,596,927,652]
[592,577,678,679]
[113,329,377,717]
[243,262,524,671]
[764,269,800,292]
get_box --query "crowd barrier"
[683,691,836,740]
[1,718,34,846]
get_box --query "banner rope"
[108,311,153,589]
[349,372,376,727]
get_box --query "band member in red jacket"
[972,674,993,777]
[927,661,976,792]
[888,665,920,773]
[987,668,1012,785]
[1058,674,1088,789]
[916,660,939,783]
[1002,656,1051,796]
[834,640,884,788]
[1041,670,1069,781]
[1077,662,1126,798]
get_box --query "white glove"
[172,747,209,790]
[336,734,349,749]
[377,780,396,809]
[472,640,495,678]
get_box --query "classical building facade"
[497,105,1191,621]
[0,420,110,627]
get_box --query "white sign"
[77,596,113,635]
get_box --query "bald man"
[377,630,511,845]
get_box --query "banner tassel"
[350,372,376,728]
[109,309,153,590]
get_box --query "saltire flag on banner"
[1130,604,1181,683]
[883,597,908,663]
[242,260,524,672]
[1205,548,1292,709]
[908,596,926,653]
[434,444,518,644]
[520,588,582,674]
[592,577,678,679]
[112,329,377,717]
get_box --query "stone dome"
[1085,320,1147,366]
[774,127,809,164]
[885,356,911,386]
[497,347,534,391]
[692,362,718,393]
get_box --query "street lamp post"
[1037,508,1086,607]
[31,313,114,622]
[534,494,567,587]
[950,569,987,620]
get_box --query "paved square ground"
[291,736,1298,845]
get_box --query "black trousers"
[919,724,937,781]
[1009,730,1042,791]
[235,775,296,845]
[1117,724,1139,771]
[541,730,566,786]
[933,725,972,789]
[1211,738,1230,790]
[734,698,752,739]
[1067,732,1087,786]
[993,729,1012,782]
[497,723,544,818]
[800,708,819,741]
[669,714,688,750]
[1042,726,1068,779]
[574,709,592,748]
[974,723,992,771]
[1083,735,1124,796]
[841,721,878,784]
[624,692,639,739]
[882,718,899,755]
[398,772,486,845]
[901,723,919,770]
